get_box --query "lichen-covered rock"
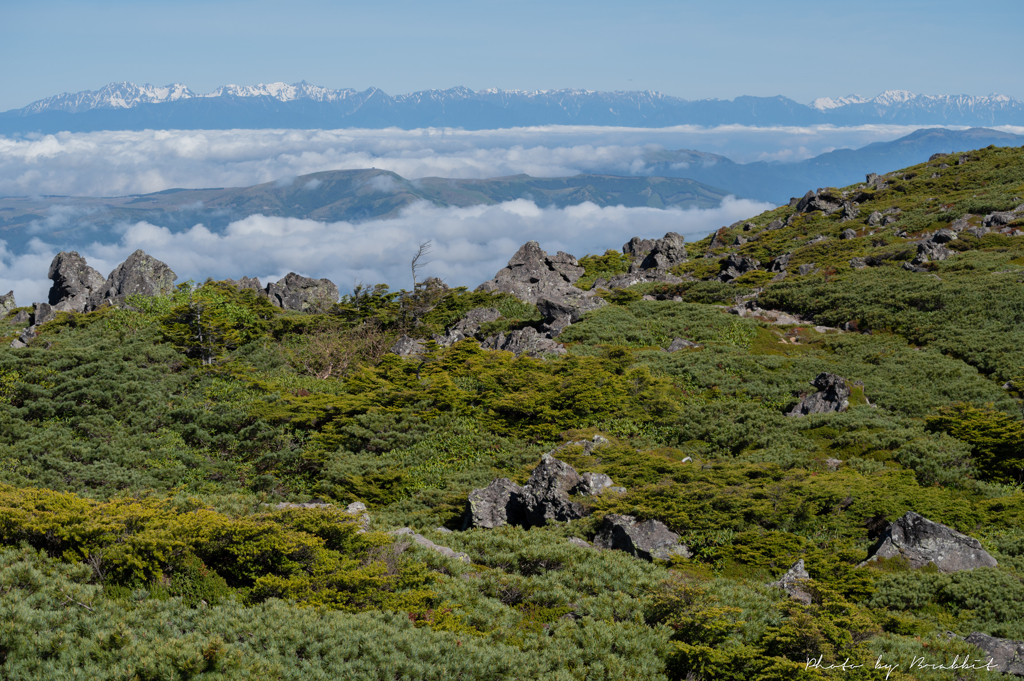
[266,272,339,312]
[466,478,524,529]
[787,373,850,417]
[47,251,106,313]
[963,633,1024,676]
[593,514,691,561]
[89,250,177,310]
[575,472,614,496]
[769,559,813,605]
[0,291,15,315]
[862,511,998,573]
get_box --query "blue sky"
[2,0,1022,111]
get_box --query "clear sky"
[2,0,1022,112]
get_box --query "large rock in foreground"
[47,251,106,313]
[862,511,997,573]
[593,514,691,561]
[88,249,177,309]
[787,372,850,417]
[964,632,1024,676]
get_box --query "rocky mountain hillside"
[0,146,1023,679]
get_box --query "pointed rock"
[47,251,105,313]
[89,250,176,309]
[769,559,813,605]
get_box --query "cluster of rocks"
[462,436,690,563]
[727,299,803,326]
[8,249,341,348]
[787,372,851,417]
[718,254,761,282]
[790,189,860,223]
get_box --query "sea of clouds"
[9,121,996,305]
[0,196,774,305]
[0,123,993,197]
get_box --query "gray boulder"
[593,514,691,561]
[950,215,972,232]
[47,252,106,313]
[867,211,883,226]
[466,478,524,529]
[88,250,177,310]
[964,633,1024,676]
[33,303,56,327]
[839,202,860,222]
[841,229,857,240]
[849,257,867,270]
[389,335,427,357]
[769,253,792,273]
[636,232,688,271]
[983,204,1024,228]
[392,527,471,563]
[520,455,588,526]
[667,338,700,352]
[0,291,15,315]
[914,239,953,264]
[575,472,614,496]
[862,511,998,572]
[718,254,761,282]
[769,559,813,605]
[266,272,339,312]
[798,263,817,276]
[787,373,850,417]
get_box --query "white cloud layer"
[0,124,965,198]
[0,196,773,306]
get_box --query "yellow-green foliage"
[575,249,632,290]
[0,484,431,612]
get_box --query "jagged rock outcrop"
[964,633,1024,676]
[623,232,688,272]
[0,291,15,315]
[47,252,106,314]
[88,250,177,310]
[464,446,618,530]
[718,254,761,282]
[389,335,427,357]
[477,242,605,329]
[838,202,860,222]
[266,272,339,312]
[795,189,843,215]
[769,559,813,605]
[861,511,998,572]
[787,373,850,416]
[480,327,567,357]
[392,527,471,563]
[593,514,691,562]
[913,231,956,265]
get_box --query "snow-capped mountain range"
[4,82,1024,132]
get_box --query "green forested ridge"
[0,146,1022,679]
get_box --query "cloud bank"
[0,196,773,306]
[0,124,965,198]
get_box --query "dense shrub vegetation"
[0,146,1023,678]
